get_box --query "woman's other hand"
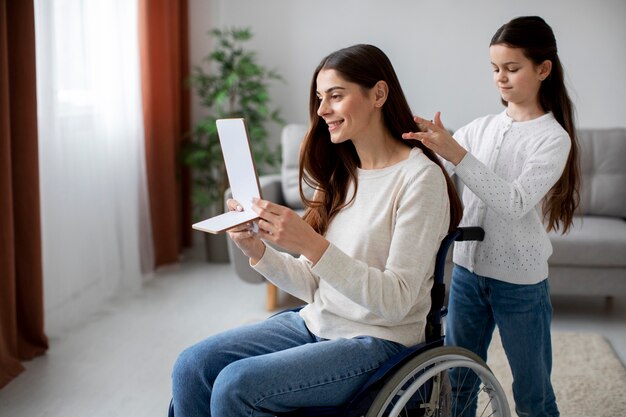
[402,112,467,165]
[225,198,266,264]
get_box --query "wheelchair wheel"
[365,346,510,417]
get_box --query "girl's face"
[315,69,378,144]
[489,44,549,109]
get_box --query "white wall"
[190,0,626,146]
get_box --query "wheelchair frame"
[283,227,510,417]
[169,227,511,417]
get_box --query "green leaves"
[184,27,284,219]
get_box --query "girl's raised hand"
[252,198,329,265]
[402,112,467,165]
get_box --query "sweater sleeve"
[442,127,471,178]
[252,245,319,303]
[310,165,449,322]
[453,133,571,221]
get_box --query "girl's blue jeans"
[445,264,559,417]
[171,311,405,417]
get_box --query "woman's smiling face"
[315,69,378,144]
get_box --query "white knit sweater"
[253,147,450,347]
[447,110,571,284]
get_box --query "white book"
[192,118,262,234]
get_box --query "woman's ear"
[538,60,553,81]
[374,80,388,107]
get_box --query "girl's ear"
[374,80,388,107]
[538,59,553,81]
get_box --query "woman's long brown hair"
[299,44,463,235]
[491,16,580,233]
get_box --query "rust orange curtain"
[139,0,192,267]
[0,0,49,388]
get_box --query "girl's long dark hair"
[491,16,580,233]
[299,44,462,235]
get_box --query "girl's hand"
[402,112,467,165]
[225,199,266,264]
[252,197,329,265]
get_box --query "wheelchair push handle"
[436,226,484,270]
[456,226,485,242]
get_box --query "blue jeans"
[445,265,559,417]
[171,311,405,417]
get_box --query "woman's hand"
[252,198,329,265]
[225,199,266,264]
[402,112,467,165]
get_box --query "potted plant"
[184,27,284,261]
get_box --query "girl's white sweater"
[448,110,571,285]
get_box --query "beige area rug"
[486,330,626,417]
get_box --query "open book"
[192,118,262,234]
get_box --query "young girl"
[170,44,463,416]
[403,16,580,417]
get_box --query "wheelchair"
[169,227,510,417]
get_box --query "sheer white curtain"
[34,0,154,332]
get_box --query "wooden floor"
[0,244,624,417]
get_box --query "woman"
[171,43,462,417]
